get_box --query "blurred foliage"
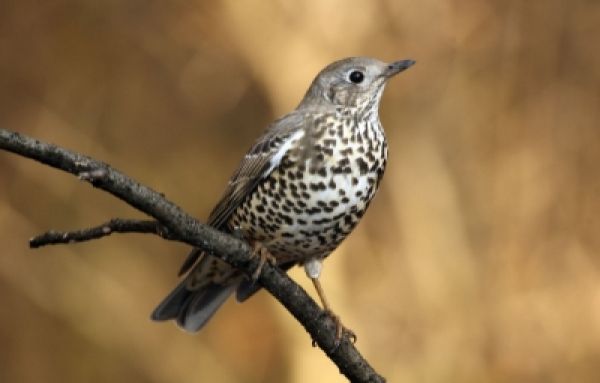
[1,1,599,382]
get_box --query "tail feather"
[151,279,239,332]
[151,281,190,321]
[153,256,297,331]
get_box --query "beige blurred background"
[1,1,599,382]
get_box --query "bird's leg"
[304,258,357,348]
[231,227,276,282]
[249,241,276,282]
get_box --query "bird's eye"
[348,70,364,84]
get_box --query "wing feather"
[178,111,308,275]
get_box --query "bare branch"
[0,128,386,383]
[29,219,175,248]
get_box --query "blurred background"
[0,0,599,382]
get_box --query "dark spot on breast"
[370,161,381,172]
[278,213,293,225]
[344,215,353,225]
[332,166,344,174]
[366,150,376,162]
[313,217,332,225]
[356,157,369,175]
[309,182,327,192]
[323,138,336,147]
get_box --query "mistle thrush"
[151,57,415,338]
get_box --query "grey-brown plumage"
[151,57,415,332]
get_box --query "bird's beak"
[384,59,416,77]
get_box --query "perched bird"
[151,57,415,340]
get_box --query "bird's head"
[300,57,415,111]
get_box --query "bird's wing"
[178,111,310,276]
[207,113,308,228]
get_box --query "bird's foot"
[249,241,276,282]
[312,309,357,350]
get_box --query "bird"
[151,57,415,341]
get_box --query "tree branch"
[29,218,175,248]
[0,128,386,383]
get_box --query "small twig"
[29,219,176,248]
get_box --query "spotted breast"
[228,108,387,264]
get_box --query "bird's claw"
[311,309,357,350]
[250,241,276,282]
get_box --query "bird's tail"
[151,255,241,332]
